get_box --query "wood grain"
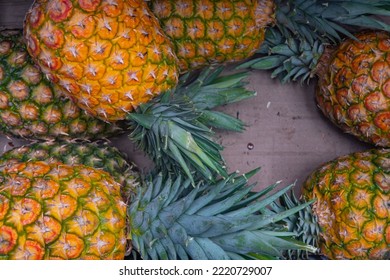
[0,1,31,29]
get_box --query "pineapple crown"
[266,190,323,260]
[274,0,390,44]
[128,168,318,260]
[127,66,256,184]
[237,27,326,84]
[238,0,390,84]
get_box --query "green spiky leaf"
[128,169,318,260]
[267,190,323,260]
[238,28,325,84]
[275,0,390,44]
[127,66,256,183]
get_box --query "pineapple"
[148,0,390,73]
[148,0,275,72]
[0,160,127,259]
[0,144,317,259]
[0,29,123,140]
[272,149,390,260]
[316,32,390,147]
[24,0,179,122]
[240,30,390,147]
[0,141,140,202]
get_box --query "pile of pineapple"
[0,0,389,260]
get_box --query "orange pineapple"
[24,0,179,122]
[0,160,127,259]
[274,149,389,260]
[316,32,390,147]
[302,149,390,259]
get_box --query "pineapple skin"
[316,31,390,147]
[302,149,390,259]
[0,141,140,202]
[149,0,275,72]
[0,30,123,140]
[23,0,179,122]
[0,161,127,259]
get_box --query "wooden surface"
[0,1,372,193]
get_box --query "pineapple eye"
[127,71,139,82]
[68,46,78,58]
[140,30,149,38]
[87,66,97,77]
[106,0,118,6]
[136,52,145,59]
[114,54,124,65]
[124,91,133,100]
[148,71,156,79]
[145,89,153,96]
[108,76,117,85]
[103,20,112,32]
[80,96,92,107]
[95,44,105,54]
[101,94,112,103]
[81,84,92,94]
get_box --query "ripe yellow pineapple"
[0,160,127,259]
[24,0,179,122]
[25,0,389,122]
[0,29,123,140]
[302,149,390,259]
[273,149,389,260]
[316,32,390,147]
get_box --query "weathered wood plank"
[0,1,31,29]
